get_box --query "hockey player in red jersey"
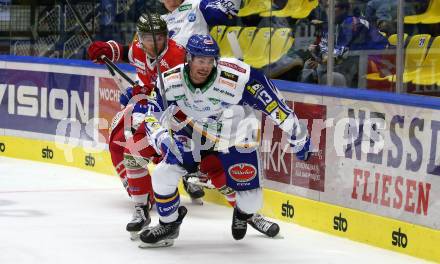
[87,13,190,239]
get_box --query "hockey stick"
[144,11,183,162]
[145,12,168,109]
[172,114,260,149]
[64,0,136,87]
[226,31,243,59]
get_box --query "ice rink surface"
[0,157,431,264]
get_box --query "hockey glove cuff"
[87,40,123,64]
[119,88,133,107]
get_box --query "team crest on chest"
[160,59,170,69]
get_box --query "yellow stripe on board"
[260,189,439,263]
[1,135,439,262]
[192,187,440,262]
[0,135,115,175]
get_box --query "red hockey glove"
[87,40,122,64]
[150,155,163,164]
[132,84,154,105]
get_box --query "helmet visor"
[137,32,167,46]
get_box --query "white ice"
[0,157,430,264]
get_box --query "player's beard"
[191,69,210,84]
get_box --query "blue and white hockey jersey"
[162,0,241,46]
[150,58,305,151]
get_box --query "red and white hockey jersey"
[128,39,186,89]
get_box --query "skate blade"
[130,231,140,241]
[138,239,175,248]
[270,234,284,239]
[191,198,203,205]
[130,224,152,241]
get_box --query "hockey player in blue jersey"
[158,0,243,201]
[160,0,241,46]
[139,34,311,247]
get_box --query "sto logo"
[228,163,257,182]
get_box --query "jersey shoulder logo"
[188,12,196,22]
[220,71,238,82]
[178,4,192,11]
[164,67,182,78]
[246,80,263,95]
[219,61,246,73]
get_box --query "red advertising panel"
[262,118,292,184]
[98,77,122,143]
[262,101,326,192]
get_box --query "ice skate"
[183,172,216,189]
[248,213,280,238]
[126,200,151,240]
[139,206,187,248]
[183,175,205,205]
[231,207,252,240]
